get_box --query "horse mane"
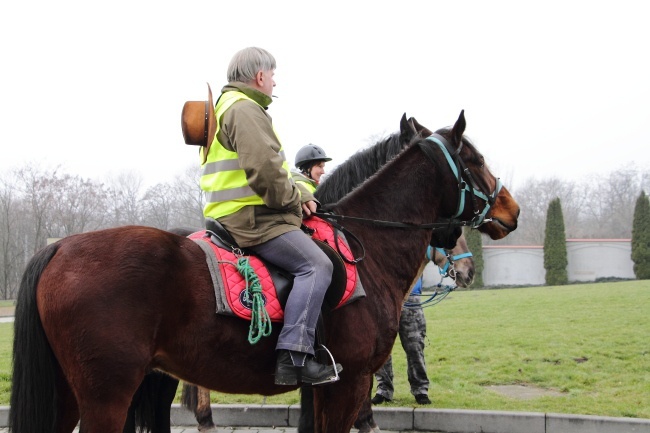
[314,120,484,208]
[315,131,410,205]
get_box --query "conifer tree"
[631,191,650,279]
[543,197,568,285]
[464,226,484,288]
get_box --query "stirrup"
[315,344,341,383]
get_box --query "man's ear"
[255,70,264,86]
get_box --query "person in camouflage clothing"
[372,275,431,405]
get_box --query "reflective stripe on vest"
[200,91,291,218]
[291,172,317,195]
[296,180,316,194]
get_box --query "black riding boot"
[274,350,342,386]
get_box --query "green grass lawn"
[1,280,649,419]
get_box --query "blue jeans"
[249,230,333,356]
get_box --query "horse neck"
[334,144,450,305]
[315,132,404,205]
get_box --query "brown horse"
[181,231,475,433]
[10,110,519,433]
[133,113,468,433]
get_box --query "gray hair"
[227,47,276,83]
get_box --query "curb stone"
[0,404,648,433]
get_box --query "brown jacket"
[213,82,302,247]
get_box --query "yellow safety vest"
[291,172,317,194]
[200,91,291,218]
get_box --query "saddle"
[191,218,364,323]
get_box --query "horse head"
[432,229,475,288]
[426,110,520,240]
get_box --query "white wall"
[566,240,635,281]
[423,239,634,288]
[483,246,545,286]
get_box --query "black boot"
[371,394,390,404]
[274,350,343,386]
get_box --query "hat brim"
[203,83,217,164]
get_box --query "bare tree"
[169,165,205,229]
[104,171,145,227]
[581,168,644,238]
[141,165,203,230]
[13,165,61,254]
[141,182,176,230]
[496,167,649,245]
[488,177,585,245]
[47,174,108,237]
[0,172,25,299]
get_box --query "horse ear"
[450,110,466,145]
[409,116,434,137]
[399,113,417,145]
[399,113,409,131]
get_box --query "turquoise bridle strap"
[434,247,473,277]
[426,245,434,261]
[403,245,473,310]
[425,135,503,227]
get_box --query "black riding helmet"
[295,144,332,173]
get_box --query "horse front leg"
[298,385,315,433]
[313,374,372,433]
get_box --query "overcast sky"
[2,1,648,191]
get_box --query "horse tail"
[9,243,60,433]
[181,383,215,429]
[127,371,179,433]
[180,382,198,412]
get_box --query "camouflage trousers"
[374,295,429,399]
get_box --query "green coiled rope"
[237,256,272,344]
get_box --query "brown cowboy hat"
[181,83,217,151]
